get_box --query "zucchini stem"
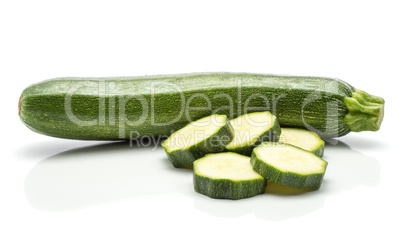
[343,89,384,132]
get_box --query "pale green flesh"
[226,112,276,149]
[194,152,263,181]
[254,143,327,175]
[279,128,324,153]
[163,114,228,153]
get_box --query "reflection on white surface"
[193,141,381,220]
[192,185,325,221]
[24,140,380,220]
[24,141,193,211]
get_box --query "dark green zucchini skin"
[19,72,381,139]
[193,174,267,200]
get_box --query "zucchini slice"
[193,152,267,200]
[162,114,234,168]
[251,142,328,189]
[225,111,281,156]
[279,128,325,157]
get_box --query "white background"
[1,0,401,224]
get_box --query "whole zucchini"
[19,72,384,139]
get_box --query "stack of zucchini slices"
[162,112,328,200]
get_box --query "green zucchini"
[225,111,281,156]
[279,128,325,157]
[193,152,267,200]
[251,142,328,189]
[19,72,384,139]
[162,114,234,168]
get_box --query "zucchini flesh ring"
[193,152,267,200]
[162,114,234,167]
[226,111,281,156]
[251,142,328,189]
[279,128,325,157]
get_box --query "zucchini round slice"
[162,114,234,168]
[225,111,281,156]
[279,128,325,157]
[193,152,267,200]
[251,142,328,189]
